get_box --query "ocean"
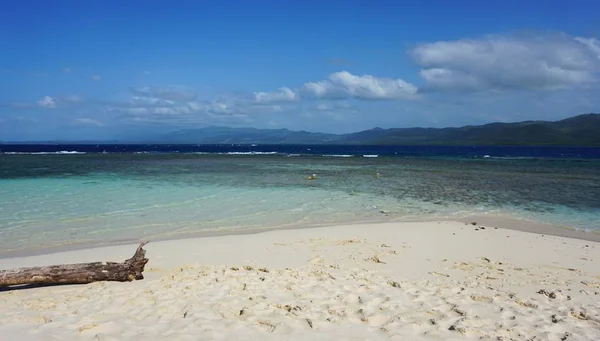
[1,144,599,255]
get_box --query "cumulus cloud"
[91,75,102,81]
[107,86,207,122]
[253,71,418,102]
[109,94,253,122]
[111,86,281,124]
[254,87,298,103]
[114,75,397,125]
[130,96,176,107]
[203,100,242,115]
[302,71,419,100]
[303,81,338,98]
[112,97,254,126]
[37,96,56,108]
[411,33,600,92]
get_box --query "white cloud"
[113,83,361,125]
[74,118,103,127]
[37,96,56,108]
[411,33,600,92]
[130,96,175,106]
[143,71,151,75]
[204,100,237,114]
[109,86,206,120]
[254,87,298,103]
[62,67,71,74]
[91,75,102,81]
[110,96,251,120]
[112,97,254,126]
[121,86,263,120]
[304,81,337,98]
[576,37,600,58]
[303,71,418,100]
[254,71,418,103]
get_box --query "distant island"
[3,113,599,146]
[159,113,600,146]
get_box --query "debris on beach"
[365,255,385,264]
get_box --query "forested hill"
[157,113,600,146]
[337,113,600,146]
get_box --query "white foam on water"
[2,151,86,155]
[225,152,278,155]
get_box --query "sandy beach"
[1,220,599,340]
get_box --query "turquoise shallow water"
[1,152,599,253]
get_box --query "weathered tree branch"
[0,242,149,287]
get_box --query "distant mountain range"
[3,113,599,146]
[160,113,600,146]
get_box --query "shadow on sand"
[0,282,81,292]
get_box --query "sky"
[1,0,600,141]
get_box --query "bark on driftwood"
[0,242,149,287]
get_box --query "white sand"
[1,221,599,340]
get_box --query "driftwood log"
[0,242,149,287]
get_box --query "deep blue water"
[1,144,600,159]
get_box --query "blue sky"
[1,0,599,141]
